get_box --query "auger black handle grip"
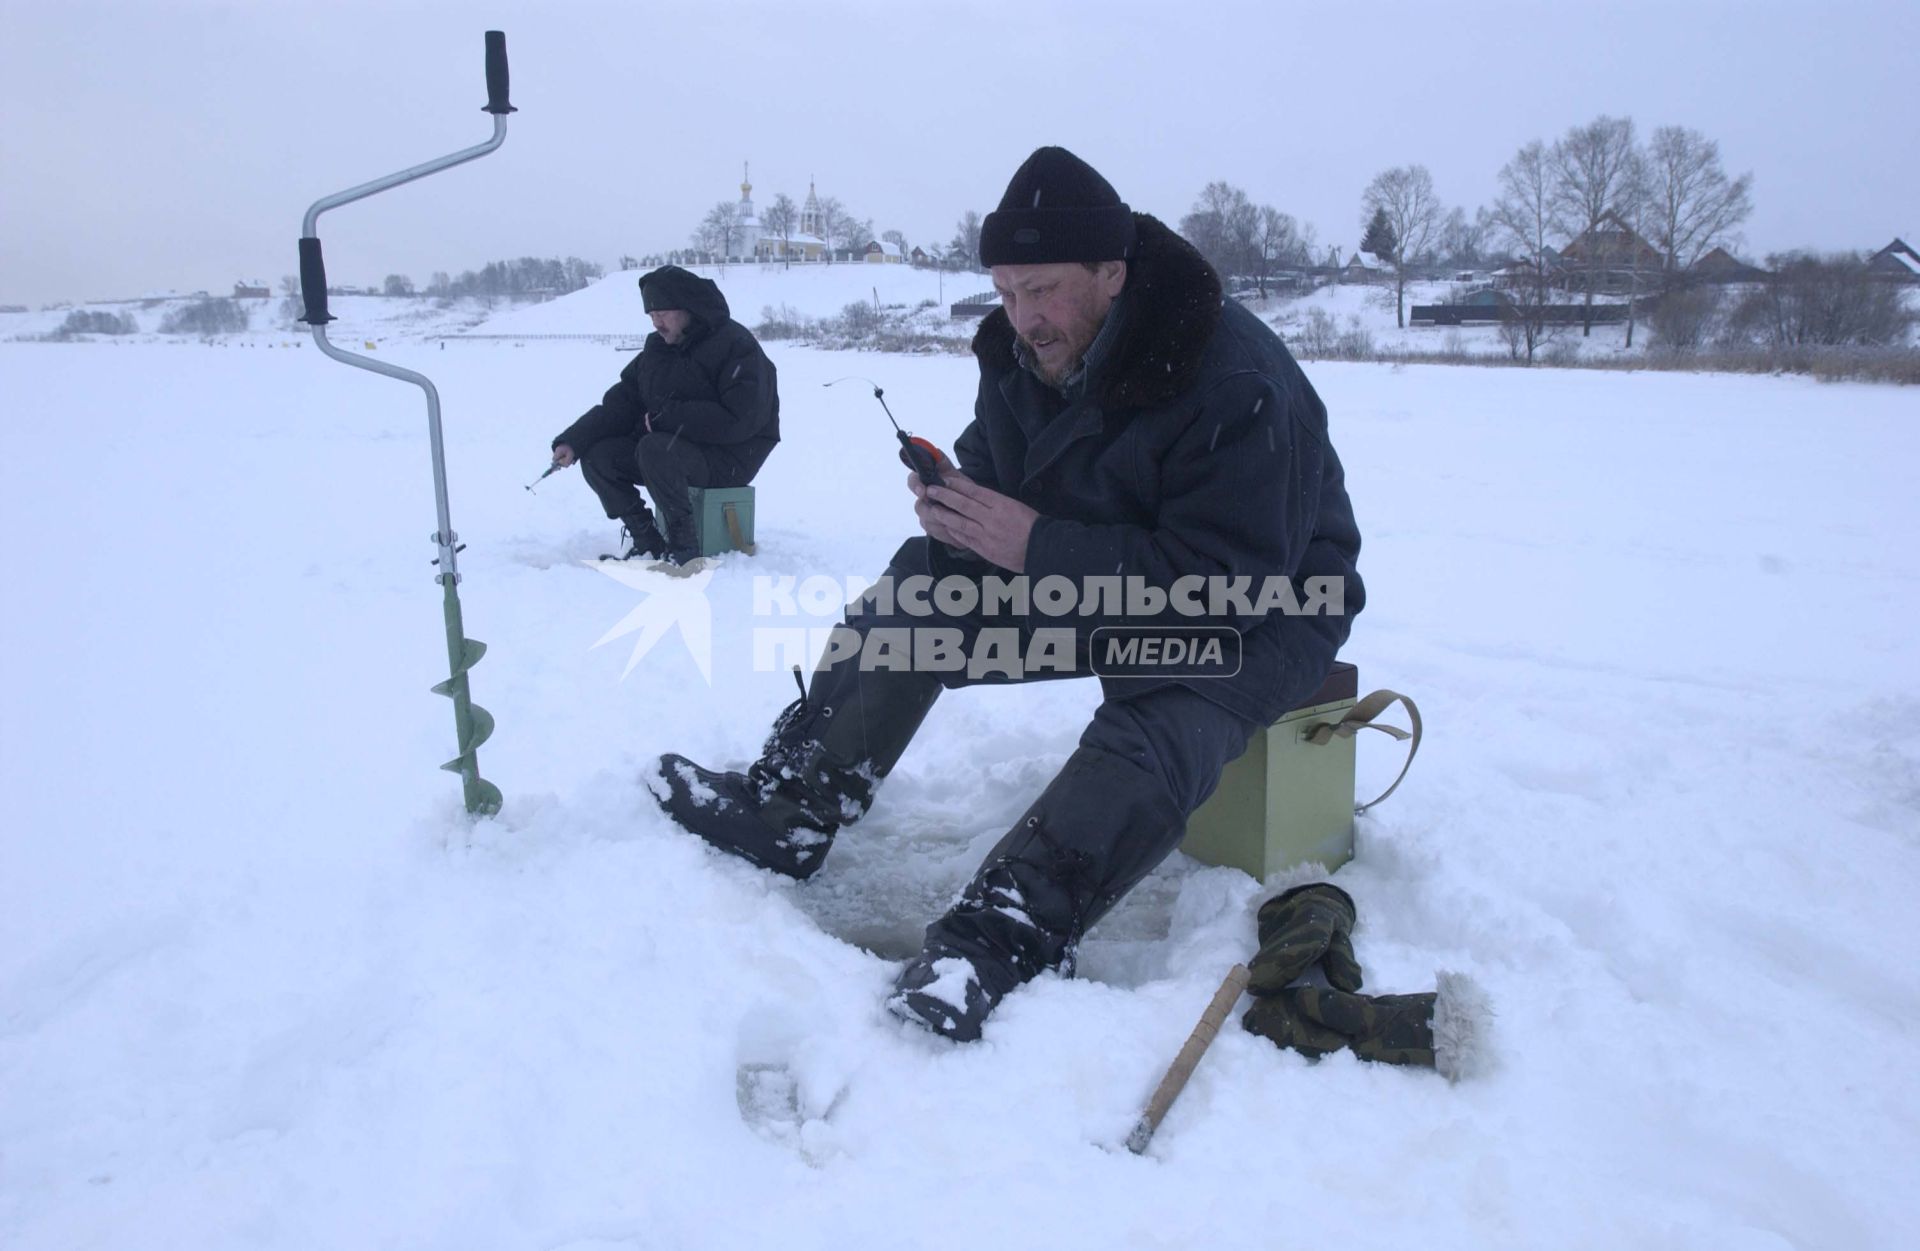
[298,236,333,325]
[484,31,515,114]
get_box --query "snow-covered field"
[3,287,1919,1248]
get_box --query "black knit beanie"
[978,146,1136,268]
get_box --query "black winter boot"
[616,509,667,561]
[652,663,941,879]
[659,502,701,567]
[887,747,1187,1041]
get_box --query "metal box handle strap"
[1305,688,1423,814]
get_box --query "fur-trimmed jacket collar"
[971,213,1223,411]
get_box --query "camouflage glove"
[1240,989,1355,1060]
[1246,883,1364,996]
[1241,973,1491,1082]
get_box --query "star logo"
[583,560,717,682]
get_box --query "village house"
[1556,211,1665,293]
[1865,238,1920,282]
[1340,249,1390,283]
[1686,247,1768,284]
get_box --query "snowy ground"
[3,296,1919,1248]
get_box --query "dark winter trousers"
[579,432,756,546]
[807,556,1258,978]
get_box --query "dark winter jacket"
[899,215,1364,725]
[552,266,780,478]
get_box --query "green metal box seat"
[689,485,756,557]
[1180,661,1360,879]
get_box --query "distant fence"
[430,332,646,343]
[1410,303,1631,327]
[950,290,998,320]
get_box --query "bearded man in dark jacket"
[551,265,779,565]
[654,147,1364,1041]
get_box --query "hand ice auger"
[296,31,515,816]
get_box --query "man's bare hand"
[552,444,577,468]
[909,472,1040,573]
[909,470,973,553]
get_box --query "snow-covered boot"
[888,941,1025,1044]
[887,747,1185,1041]
[653,663,941,879]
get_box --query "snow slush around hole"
[784,817,1189,987]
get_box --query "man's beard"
[1019,331,1088,388]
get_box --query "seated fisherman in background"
[550,265,779,565]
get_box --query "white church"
[729,165,831,263]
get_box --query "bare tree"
[695,200,739,262]
[949,210,983,270]
[1225,200,1262,283]
[815,196,872,257]
[562,257,604,292]
[1647,286,1723,352]
[1253,206,1305,298]
[1438,205,1493,269]
[1737,252,1915,348]
[1180,181,1260,282]
[1645,125,1754,282]
[1296,220,1320,281]
[1182,181,1303,293]
[1181,192,1227,267]
[1616,149,1654,348]
[1360,165,1443,328]
[1551,115,1638,334]
[761,192,798,266]
[1490,140,1565,363]
[277,274,303,325]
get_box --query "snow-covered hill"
[472,263,969,338]
[10,261,1911,363]
[0,263,977,349]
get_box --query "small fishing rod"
[525,461,567,491]
[824,377,949,485]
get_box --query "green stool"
[1180,663,1420,880]
[689,485,756,557]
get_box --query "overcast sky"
[3,0,1915,306]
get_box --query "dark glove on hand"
[1246,883,1364,996]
